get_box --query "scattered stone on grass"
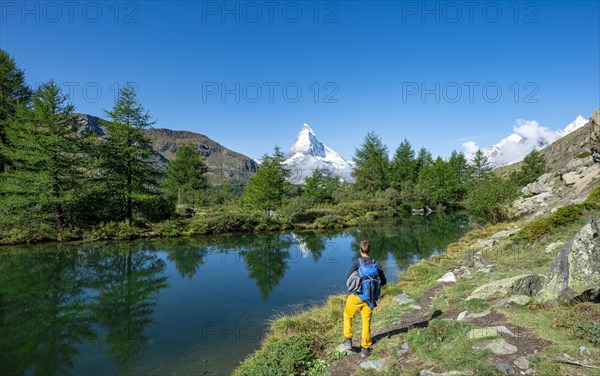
[472,338,518,355]
[392,294,415,305]
[495,363,516,375]
[514,356,530,370]
[437,271,457,283]
[457,309,491,321]
[335,343,354,356]
[360,359,385,371]
[508,295,532,306]
[420,371,468,376]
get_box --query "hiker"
[341,240,387,357]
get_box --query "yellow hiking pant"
[343,293,373,349]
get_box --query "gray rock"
[472,338,518,355]
[420,371,467,376]
[537,220,600,305]
[544,241,565,253]
[493,326,515,336]
[411,304,422,310]
[508,295,531,306]
[537,173,554,185]
[525,181,549,195]
[534,192,553,203]
[565,155,594,172]
[496,363,516,375]
[398,341,410,355]
[360,359,385,370]
[466,328,498,340]
[496,299,509,307]
[591,108,600,163]
[392,293,415,305]
[467,275,544,300]
[457,309,492,321]
[491,230,514,239]
[437,271,457,283]
[560,164,600,189]
[467,326,513,339]
[336,343,354,355]
[580,346,591,356]
[514,356,530,370]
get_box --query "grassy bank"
[0,192,411,246]
[233,189,600,376]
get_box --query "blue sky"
[1,1,599,160]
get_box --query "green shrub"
[576,151,592,159]
[463,175,519,224]
[515,203,599,242]
[546,205,583,227]
[314,214,344,229]
[553,303,600,345]
[153,219,186,237]
[233,335,316,376]
[87,220,142,240]
[516,219,553,242]
[585,187,600,204]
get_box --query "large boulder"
[591,109,600,163]
[467,274,544,300]
[537,220,600,305]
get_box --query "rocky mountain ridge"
[77,114,258,183]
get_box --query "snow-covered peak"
[463,115,588,167]
[560,115,588,135]
[283,123,355,183]
[288,123,326,158]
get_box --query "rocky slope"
[591,109,600,163]
[77,114,258,183]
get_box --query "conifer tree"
[0,49,32,173]
[304,169,340,204]
[163,144,208,205]
[470,149,492,181]
[389,138,417,188]
[241,146,291,214]
[352,132,389,193]
[96,83,162,221]
[512,149,547,186]
[415,146,433,176]
[0,81,85,229]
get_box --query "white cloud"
[461,116,585,167]
[461,140,480,160]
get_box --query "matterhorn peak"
[283,123,355,183]
[288,123,326,158]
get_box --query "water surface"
[0,214,468,375]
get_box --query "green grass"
[404,319,488,372]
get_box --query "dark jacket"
[346,257,387,289]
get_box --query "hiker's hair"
[359,240,370,254]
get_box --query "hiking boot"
[343,337,352,347]
[360,347,371,357]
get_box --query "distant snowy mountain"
[463,115,588,167]
[283,123,355,183]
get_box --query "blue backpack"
[357,259,381,308]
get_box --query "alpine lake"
[0,214,468,375]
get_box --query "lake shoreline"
[0,207,464,247]
[233,191,600,375]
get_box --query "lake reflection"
[0,214,467,375]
